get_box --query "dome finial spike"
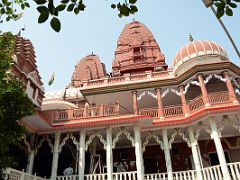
[133,18,135,22]
[189,34,193,42]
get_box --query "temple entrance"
[58,140,77,175]
[33,141,52,178]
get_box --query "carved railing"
[139,107,158,117]
[82,71,172,87]
[163,105,183,117]
[55,104,120,121]
[130,74,148,81]
[144,172,168,180]
[228,162,240,179]
[103,104,119,116]
[173,170,197,180]
[208,91,230,104]
[188,95,204,112]
[4,168,46,180]
[112,171,137,180]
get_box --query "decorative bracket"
[85,132,106,151]
[35,135,54,154]
[142,131,163,152]
[59,133,79,153]
[112,127,135,149]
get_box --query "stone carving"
[112,127,135,149]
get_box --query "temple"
[6,21,240,180]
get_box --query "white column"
[26,150,35,174]
[209,120,231,180]
[78,130,86,180]
[188,128,203,180]
[106,127,113,180]
[134,126,144,180]
[51,132,61,179]
[162,129,173,180]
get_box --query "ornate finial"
[133,18,135,22]
[189,34,193,42]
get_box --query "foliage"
[0,32,34,178]
[0,0,239,32]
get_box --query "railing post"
[179,86,189,116]
[209,119,231,180]
[223,71,239,104]
[106,127,113,180]
[132,91,139,115]
[51,132,61,180]
[26,134,35,174]
[99,104,104,116]
[156,88,164,120]
[197,74,211,107]
[134,126,144,180]
[78,130,86,180]
[162,129,173,180]
[188,128,203,180]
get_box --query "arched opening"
[33,141,52,178]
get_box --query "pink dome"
[172,40,228,70]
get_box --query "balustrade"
[55,104,120,121]
[172,170,196,180]
[208,91,230,104]
[163,105,183,117]
[139,107,158,117]
[144,172,168,180]
[5,162,240,180]
[4,168,46,180]
[188,96,204,112]
[112,171,137,180]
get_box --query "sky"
[1,1,240,92]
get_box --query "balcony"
[54,104,120,121]
[139,91,233,119]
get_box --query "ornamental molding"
[161,88,180,98]
[112,127,135,149]
[59,133,78,153]
[35,135,54,154]
[204,74,226,84]
[85,132,106,151]
[142,131,163,152]
[137,91,157,101]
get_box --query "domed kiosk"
[112,20,167,75]
[172,36,229,76]
[71,53,107,87]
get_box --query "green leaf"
[71,0,77,3]
[78,3,85,11]
[37,6,49,14]
[67,3,74,11]
[130,5,138,13]
[129,0,137,4]
[34,0,47,5]
[226,7,233,16]
[229,2,237,8]
[21,4,25,10]
[215,2,225,10]
[61,0,69,3]
[50,17,61,32]
[74,7,79,14]
[111,4,116,9]
[24,2,30,8]
[56,4,66,11]
[48,0,54,14]
[216,9,224,18]
[38,12,49,23]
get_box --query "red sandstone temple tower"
[6,21,240,180]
